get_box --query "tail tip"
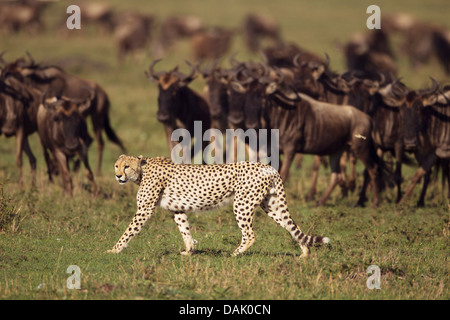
[322,237,330,244]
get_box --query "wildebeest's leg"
[306,155,322,201]
[399,153,437,205]
[356,169,370,207]
[317,152,343,206]
[417,170,431,207]
[339,152,349,197]
[279,147,296,182]
[442,159,450,199]
[394,144,404,203]
[347,152,357,192]
[22,136,37,186]
[164,124,176,153]
[173,212,195,255]
[357,163,380,208]
[295,153,303,169]
[42,147,54,183]
[107,183,163,253]
[54,149,73,196]
[15,127,25,187]
[93,124,104,175]
[76,146,98,196]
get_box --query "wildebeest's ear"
[230,81,247,94]
[422,94,437,107]
[40,89,58,109]
[144,70,158,82]
[265,82,278,95]
[312,65,325,80]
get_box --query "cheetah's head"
[114,154,145,185]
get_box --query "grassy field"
[0,0,449,301]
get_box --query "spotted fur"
[107,154,330,257]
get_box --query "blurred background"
[1,0,449,193]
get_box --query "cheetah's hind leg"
[173,212,195,255]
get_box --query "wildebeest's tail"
[102,94,126,152]
[366,138,394,192]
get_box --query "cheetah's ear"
[138,155,147,166]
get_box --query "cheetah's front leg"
[107,184,162,253]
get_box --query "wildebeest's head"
[292,53,331,99]
[228,61,285,130]
[226,61,271,129]
[199,59,229,118]
[379,78,439,151]
[146,59,196,123]
[0,73,35,136]
[41,91,92,152]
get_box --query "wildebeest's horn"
[0,51,6,66]
[391,77,408,97]
[428,77,439,94]
[183,60,197,81]
[26,51,35,65]
[373,71,385,85]
[293,53,303,67]
[324,53,330,67]
[146,59,163,80]
[229,52,240,67]
[82,86,96,100]
[259,50,268,64]
[39,89,54,107]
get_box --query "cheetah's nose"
[116,175,122,179]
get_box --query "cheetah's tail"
[301,234,330,247]
[271,172,330,247]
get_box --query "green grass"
[0,0,449,300]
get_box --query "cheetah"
[107,154,330,257]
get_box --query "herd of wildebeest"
[0,1,449,208]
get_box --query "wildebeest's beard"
[51,111,82,152]
[244,88,262,130]
[401,97,422,151]
[157,85,177,123]
[207,80,228,118]
[227,90,245,127]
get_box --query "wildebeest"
[2,55,126,174]
[37,91,97,197]
[114,11,155,61]
[0,68,40,186]
[384,13,450,73]
[292,53,349,105]
[342,72,406,203]
[388,79,450,206]
[0,0,47,34]
[80,2,115,34]
[242,13,281,52]
[198,59,230,133]
[432,29,450,75]
[343,30,397,82]
[230,68,386,207]
[145,59,211,162]
[191,27,234,61]
[153,15,204,57]
[262,42,327,69]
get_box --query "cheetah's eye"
[124,165,129,170]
